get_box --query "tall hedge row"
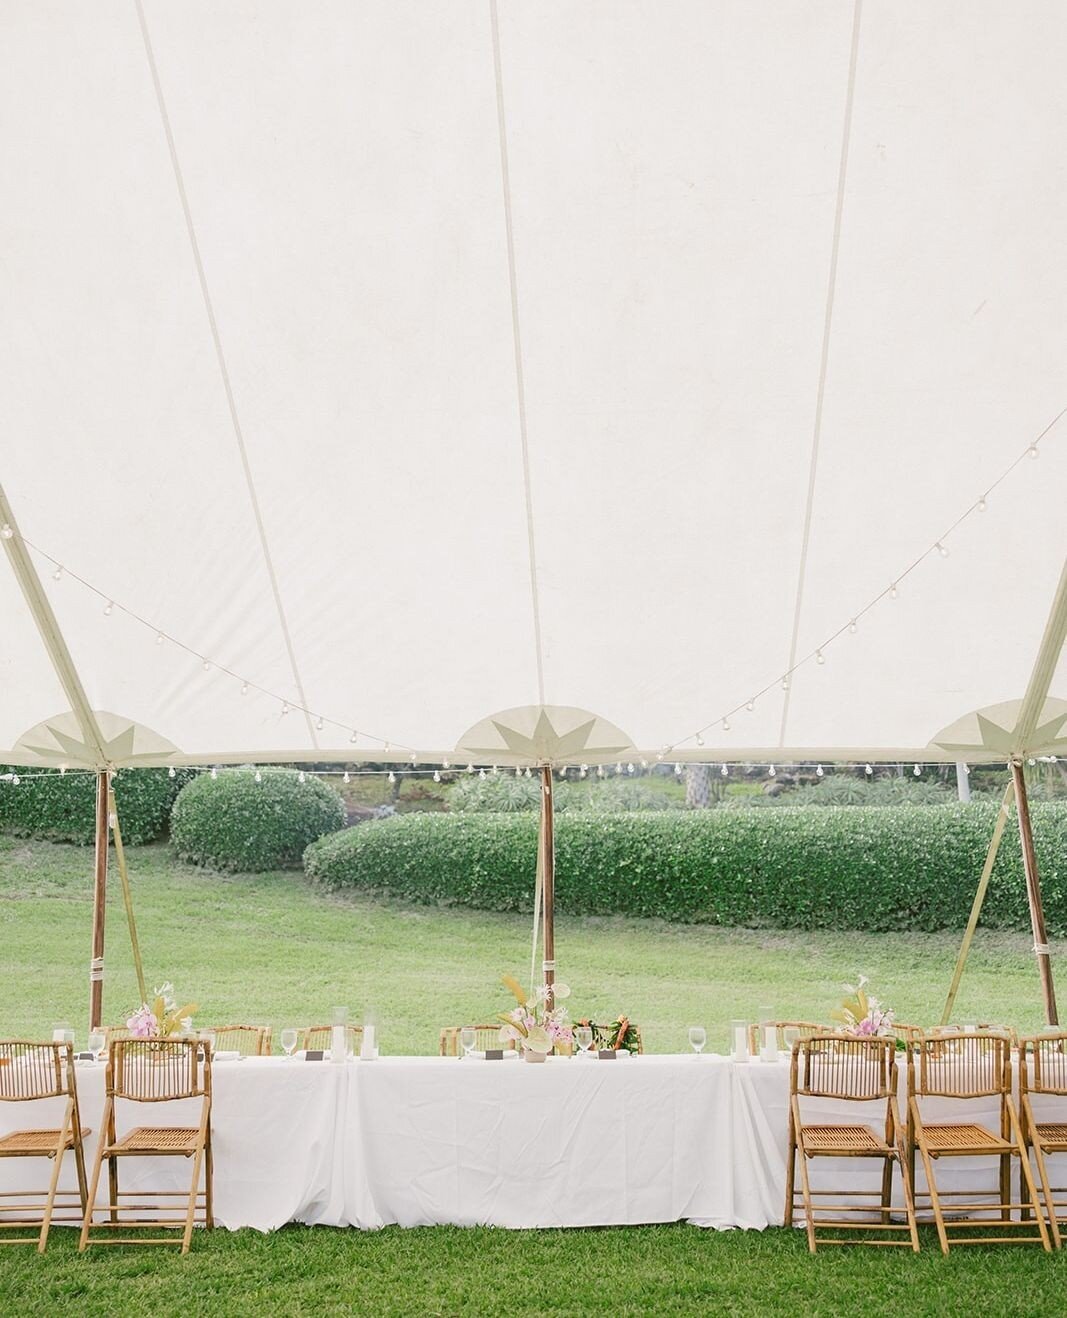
[0,767,191,845]
[304,803,1067,933]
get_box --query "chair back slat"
[913,1031,1010,1097]
[0,1040,69,1100]
[748,1020,823,1054]
[209,1025,272,1056]
[796,1035,895,1100]
[1026,1032,1067,1096]
[110,1038,208,1100]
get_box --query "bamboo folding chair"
[748,1020,823,1055]
[298,1025,363,1055]
[103,1027,131,1050]
[207,1025,272,1057]
[907,1031,1049,1253]
[0,1041,89,1251]
[79,1038,212,1254]
[439,1026,517,1056]
[1020,1031,1067,1249]
[785,1035,918,1252]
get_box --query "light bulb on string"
[816,764,824,777]
[865,763,873,776]
[254,770,262,784]
[103,601,114,617]
[656,751,664,761]
[720,763,728,777]
[384,743,391,752]
[388,771,396,784]
[913,763,921,776]
[202,660,211,672]
[616,762,623,775]
[0,524,12,539]
[815,650,825,665]
[59,764,67,775]
[890,583,899,600]
[443,759,450,769]
[524,767,532,778]
[349,732,358,744]
[298,771,306,784]
[315,717,324,731]
[168,766,176,779]
[1029,443,1040,459]
[597,765,606,778]
[466,764,474,773]
[52,566,62,581]
[11,774,19,786]
[978,495,987,512]
[768,764,776,778]
[746,699,755,712]
[559,767,567,780]
[674,763,682,776]
[281,702,290,716]
[627,762,635,775]
[343,771,350,784]
[722,717,730,732]
[936,542,949,558]
[781,675,789,690]
[210,766,218,779]
[695,733,705,747]
[156,632,165,645]
[580,765,588,778]
[640,758,648,769]
[1028,758,1037,767]
[479,768,486,779]
[240,682,249,695]
[848,619,857,634]
[515,765,522,777]
[432,769,441,784]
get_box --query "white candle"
[360,1025,376,1059]
[331,1024,346,1063]
[732,1024,748,1062]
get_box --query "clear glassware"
[730,1020,749,1062]
[52,1022,73,1045]
[576,1026,593,1056]
[281,1028,298,1058]
[199,1029,217,1057]
[782,1026,800,1053]
[688,1025,706,1055]
[459,1027,476,1058]
[87,1031,105,1061]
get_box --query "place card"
[75,1052,96,1061]
[305,1050,326,1061]
[597,1049,617,1060]
[484,1049,505,1060]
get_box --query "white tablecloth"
[0,1053,1044,1233]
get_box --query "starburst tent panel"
[1,0,1065,770]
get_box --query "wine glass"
[688,1026,707,1055]
[87,1031,105,1062]
[199,1029,216,1059]
[782,1027,800,1055]
[281,1028,298,1059]
[576,1026,593,1056]
[459,1027,477,1059]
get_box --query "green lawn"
[3,835,1066,1316]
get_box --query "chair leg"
[880,1152,893,1220]
[38,1129,68,1254]
[1031,1142,1061,1250]
[784,1110,796,1227]
[79,1135,108,1251]
[181,1145,206,1255]
[107,1154,119,1225]
[795,1145,817,1253]
[918,1139,949,1255]
[896,1143,921,1253]
[204,1135,214,1230]
[1008,1102,1051,1252]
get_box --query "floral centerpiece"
[497,974,575,1062]
[126,982,198,1039]
[830,975,894,1038]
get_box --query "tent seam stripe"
[778,0,863,749]
[490,0,547,707]
[134,0,320,749]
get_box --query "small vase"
[523,1047,547,1064]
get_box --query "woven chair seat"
[108,1126,200,1155]
[1033,1122,1067,1148]
[922,1122,1008,1153]
[801,1124,888,1154]
[0,1127,90,1154]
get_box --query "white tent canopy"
[1,0,1065,770]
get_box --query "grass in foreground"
[0,836,1059,1049]
[0,1223,1065,1318]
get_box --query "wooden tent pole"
[1011,758,1059,1025]
[540,765,556,1010]
[940,780,1014,1024]
[108,783,147,1005]
[89,769,110,1033]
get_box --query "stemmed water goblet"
[688,1025,707,1055]
[87,1030,105,1062]
[281,1028,298,1059]
[576,1026,593,1057]
[460,1027,477,1059]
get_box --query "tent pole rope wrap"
[940,779,1014,1024]
[540,766,556,1011]
[108,784,147,1007]
[1012,759,1059,1025]
[529,813,544,999]
[88,770,109,1033]
[133,0,320,749]
[779,0,863,749]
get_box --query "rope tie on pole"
[89,957,103,982]
[1035,944,1052,956]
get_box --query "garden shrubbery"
[304,802,1067,933]
[0,766,191,845]
[172,768,345,872]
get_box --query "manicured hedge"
[172,768,345,872]
[303,803,1067,933]
[0,767,191,845]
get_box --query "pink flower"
[126,1005,157,1039]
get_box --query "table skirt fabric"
[0,1054,1049,1233]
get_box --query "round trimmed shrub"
[172,768,345,872]
[303,802,1067,933]
[0,766,192,845]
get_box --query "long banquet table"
[0,1053,1036,1233]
